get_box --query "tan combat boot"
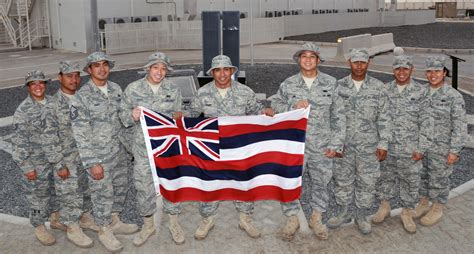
[238,212,261,239]
[413,197,431,219]
[49,211,67,231]
[400,208,416,233]
[420,202,444,226]
[168,214,185,244]
[279,215,300,241]
[133,216,156,246]
[372,200,391,224]
[98,225,123,252]
[67,222,94,248]
[309,211,328,240]
[194,215,216,240]
[79,212,100,232]
[111,213,139,235]
[34,224,56,246]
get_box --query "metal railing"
[0,4,16,46]
[15,17,47,47]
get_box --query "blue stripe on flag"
[219,129,306,149]
[156,163,302,181]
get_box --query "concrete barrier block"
[334,33,372,61]
[370,33,396,56]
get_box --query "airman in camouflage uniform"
[271,42,345,241]
[70,52,138,252]
[414,56,467,227]
[372,54,431,233]
[12,70,59,246]
[120,52,183,246]
[327,48,391,235]
[189,55,274,240]
[41,61,102,248]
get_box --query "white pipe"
[26,0,31,50]
[55,0,61,47]
[46,0,52,48]
[249,0,254,66]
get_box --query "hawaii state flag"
[140,107,309,203]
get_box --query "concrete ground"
[1,180,473,254]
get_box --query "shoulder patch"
[70,105,78,120]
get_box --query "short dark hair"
[444,67,450,77]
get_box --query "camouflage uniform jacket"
[427,83,467,155]
[12,95,51,174]
[190,80,264,117]
[384,79,431,157]
[337,75,391,150]
[120,78,182,147]
[41,91,81,172]
[70,79,124,169]
[271,71,345,154]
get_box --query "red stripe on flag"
[159,186,302,202]
[154,152,304,171]
[219,118,308,137]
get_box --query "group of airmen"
[12,42,467,251]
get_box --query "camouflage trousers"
[133,145,159,217]
[420,150,453,204]
[199,201,254,218]
[22,164,59,227]
[53,154,92,225]
[377,155,421,208]
[334,145,380,209]
[281,201,300,217]
[88,146,130,226]
[280,155,333,216]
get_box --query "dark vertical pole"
[202,11,221,76]
[222,11,240,77]
[452,58,458,90]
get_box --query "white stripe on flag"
[159,174,302,191]
[219,140,305,161]
[219,107,309,126]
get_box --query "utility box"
[222,11,240,78]
[201,11,221,77]
[436,2,457,18]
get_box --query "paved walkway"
[1,42,474,94]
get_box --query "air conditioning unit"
[275,11,282,17]
[98,18,114,30]
[132,16,147,23]
[265,11,273,17]
[296,9,303,15]
[240,12,247,19]
[327,9,332,14]
[114,17,131,24]
[148,15,162,22]
[312,10,317,14]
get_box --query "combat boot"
[355,210,371,235]
[194,215,216,240]
[133,216,156,246]
[168,214,185,244]
[413,196,431,219]
[98,225,123,252]
[372,200,391,224]
[238,212,261,238]
[111,213,139,235]
[34,224,56,246]
[49,211,67,231]
[400,208,416,233]
[327,207,351,229]
[67,222,94,248]
[79,212,100,232]
[309,211,328,240]
[278,215,299,241]
[420,202,444,226]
